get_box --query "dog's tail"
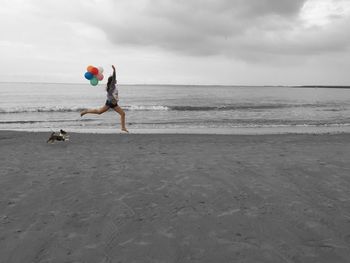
[47,132,55,143]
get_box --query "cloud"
[77,0,350,61]
[3,0,348,61]
[97,0,304,53]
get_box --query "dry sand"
[1,131,350,263]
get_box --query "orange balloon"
[87,65,94,73]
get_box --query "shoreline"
[1,124,350,135]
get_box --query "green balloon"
[90,77,99,86]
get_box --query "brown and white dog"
[47,129,69,143]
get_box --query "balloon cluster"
[84,65,104,86]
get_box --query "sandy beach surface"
[1,131,350,263]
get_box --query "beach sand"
[1,131,350,262]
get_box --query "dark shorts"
[105,100,118,108]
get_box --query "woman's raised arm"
[112,65,116,82]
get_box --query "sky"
[1,0,350,85]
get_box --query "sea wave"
[0,119,96,124]
[0,103,343,113]
[169,104,314,111]
[0,106,85,113]
[1,118,349,127]
[124,105,170,111]
[0,105,171,113]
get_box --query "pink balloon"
[97,73,104,81]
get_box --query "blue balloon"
[84,72,93,80]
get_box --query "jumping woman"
[80,65,128,133]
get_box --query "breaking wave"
[0,103,332,113]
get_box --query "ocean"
[0,82,349,134]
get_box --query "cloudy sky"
[1,0,350,85]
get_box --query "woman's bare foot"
[80,110,87,117]
[121,128,129,133]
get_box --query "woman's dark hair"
[106,76,113,91]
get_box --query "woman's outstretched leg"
[80,105,109,117]
[114,106,128,132]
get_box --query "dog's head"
[60,129,67,135]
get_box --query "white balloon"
[98,66,104,74]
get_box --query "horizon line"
[0,81,349,88]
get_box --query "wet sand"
[1,131,350,262]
